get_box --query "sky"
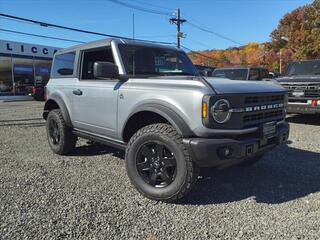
[0,0,314,51]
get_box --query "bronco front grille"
[242,93,286,127]
[207,92,286,130]
[281,83,320,98]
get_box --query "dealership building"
[0,40,59,95]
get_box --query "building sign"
[0,40,59,58]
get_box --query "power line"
[184,13,241,45]
[184,37,213,49]
[107,0,171,16]
[186,21,243,46]
[136,34,175,38]
[107,1,241,48]
[181,45,216,61]
[132,0,174,11]
[0,16,35,26]
[0,13,174,45]
[106,1,185,48]
[0,28,86,44]
[0,13,123,38]
[0,13,128,38]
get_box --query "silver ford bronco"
[43,38,289,202]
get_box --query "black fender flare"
[43,95,72,127]
[123,103,194,138]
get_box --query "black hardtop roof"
[55,38,179,55]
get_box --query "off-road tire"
[46,109,77,155]
[125,123,199,202]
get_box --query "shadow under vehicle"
[176,144,320,205]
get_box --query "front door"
[71,46,119,138]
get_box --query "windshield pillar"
[111,41,126,75]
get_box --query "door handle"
[72,89,83,96]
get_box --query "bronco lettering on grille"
[230,103,284,113]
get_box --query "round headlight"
[211,99,231,123]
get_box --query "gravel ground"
[0,101,319,240]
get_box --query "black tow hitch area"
[246,144,254,156]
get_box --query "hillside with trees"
[188,0,320,72]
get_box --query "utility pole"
[279,36,288,74]
[170,8,186,48]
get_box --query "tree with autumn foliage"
[271,0,320,59]
[188,0,320,72]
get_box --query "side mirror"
[93,62,119,79]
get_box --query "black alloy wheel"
[48,118,60,145]
[136,142,177,188]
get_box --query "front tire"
[125,123,199,202]
[46,109,77,155]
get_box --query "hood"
[276,75,320,83]
[205,77,286,94]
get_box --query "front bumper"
[287,101,320,114]
[183,122,289,168]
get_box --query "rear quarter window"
[51,52,76,78]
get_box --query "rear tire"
[125,123,199,202]
[46,109,77,155]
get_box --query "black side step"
[73,130,126,150]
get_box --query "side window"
[81,47,114,80]
[51,52,76,77]
[249,69,260,80]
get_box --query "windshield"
[212,69,248,80]
[118,44,197,76]
[286,60,320,76]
